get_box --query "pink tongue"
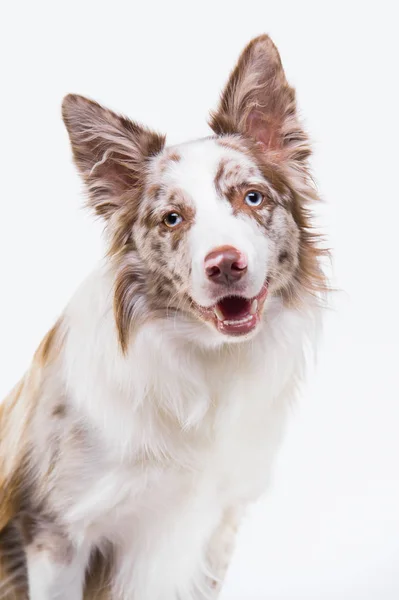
[218,296,250,320]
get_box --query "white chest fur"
[59,265,319,598]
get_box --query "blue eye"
[163,212,183,227]
[244,191,263,207]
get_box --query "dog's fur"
[0,35,327,600]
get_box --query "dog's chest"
[64,305,311,540]
[78,348,289,543]
[202,361,288,500]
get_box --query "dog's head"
[62,35,325,349]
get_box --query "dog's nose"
[204,246,248,284]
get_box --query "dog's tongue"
[217,296,251,320]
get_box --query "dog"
[0,34,326,600]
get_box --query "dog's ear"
[209,35,309,163]
[62,94,165,219]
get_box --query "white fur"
[26,544,88,600]
[58,255,320,599]
[2,39,323,600]
[161,140,270,307]
[13,137,322,600]
[43,139,322,599]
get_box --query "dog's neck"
[58,261,320,462]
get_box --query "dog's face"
[62,35,323,349]
[134,138,298,339]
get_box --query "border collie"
[0,34,326,600]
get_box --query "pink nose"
[204,246,248,284]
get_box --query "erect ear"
[62,94,165,219]
[209,35,309,163]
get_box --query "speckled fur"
[0,35,326,600]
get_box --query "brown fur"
[209,35,309,162]
[0,378,29,599]
[62,94,166,262]
[0,35,327,599]
[0,315,116,599]
[0,321,68,599]
[0,376,33,536]
[113,256,147,352]
[83,551,113,600]
[211,35,328,300]
[213,138,328,300]
[62,94,165,220]
[157,148,181,173]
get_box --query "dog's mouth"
[193,282,269,336]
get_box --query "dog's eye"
[244,191,263,207]
[163,212,183,227]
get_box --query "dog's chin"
[191,281,269,340]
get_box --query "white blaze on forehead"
[157,138,270,306]
[164,137,262,200]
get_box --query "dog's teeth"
[223,316,253,326]
[214,306,224,321]
[250,299,258,315]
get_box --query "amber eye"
[163,212,183,227]
[244,191,263,207]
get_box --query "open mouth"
[194,282,268,336]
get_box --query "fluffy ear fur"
[209,35,309,164]
[62,94,165,220]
